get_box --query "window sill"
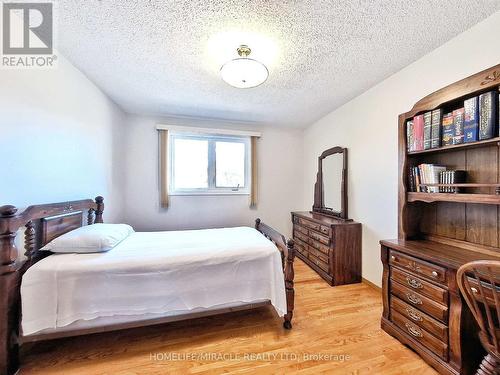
[169,191,250,196]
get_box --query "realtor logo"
[1,1,57,68]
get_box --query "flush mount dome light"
[220,45,269,88]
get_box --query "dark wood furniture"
[0,197,295,375]
[457,260,500,375]
[381,64,500,375]
[312,146,349,220]
[292,211,361,286]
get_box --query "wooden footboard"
[255,218,295,329]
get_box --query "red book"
[413,114,424,151]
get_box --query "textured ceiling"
[58,1,500,128]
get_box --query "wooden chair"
[457,260,500,375]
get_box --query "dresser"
[292,211,361,286]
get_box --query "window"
[169,133,250,195]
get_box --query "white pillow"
[41,223,135,253]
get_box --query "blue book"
[464,96,479,143]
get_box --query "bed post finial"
[0,205,17,218]
[283,238,295,330]
[255,218,261,230]
[94,196,104,223]
[0,205,21,375]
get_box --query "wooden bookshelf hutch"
[380,64,500,375]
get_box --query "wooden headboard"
[0,196,104,374]
[0,196,104,266]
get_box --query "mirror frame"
[312,146,349,220]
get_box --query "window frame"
[168,132,251,196]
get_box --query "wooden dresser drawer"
[309,230,330,245]
[294,239,308,257]
[391,310,448,361]
[297,218,321,233]
[389,250,446,284]
[319,225,331,236]
[308,246,329,264]
[391,296,448,342]
[309,253,329,272]
[391,281,448,323]
[307,238,330,255]
[293,230,309,244]
[294,224,309,236]
[391,267,448,305]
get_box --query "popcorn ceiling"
[57,1,500,128]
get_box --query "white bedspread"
[21,227,286,336]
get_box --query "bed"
[0,197,295,375]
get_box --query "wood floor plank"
[20,259,437,374]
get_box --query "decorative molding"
[481,70,500,85]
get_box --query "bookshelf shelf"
[408,192,500,205]
[407,137,500,156]
[417,183,500,188]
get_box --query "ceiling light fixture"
[220,45,269,89]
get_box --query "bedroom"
[1,1,500,374]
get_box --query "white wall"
[302,11,500,287]
[0,55,126,222]
[122,115,303,237]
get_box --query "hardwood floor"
[21,259,437,374]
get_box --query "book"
[413,115,424,151]
[414,167,422,192]
[406,120,414,152]
[452,108,465,145]
[430,165,446,193]
[430,109,442,148]
[408,167,416,192]
[452,170,467,193]
[442,170,449,193]
[441,112,454,146]
[464,96,479,142]
[423,111,432,149]
[438,170,467,193]
[479,91,498,140]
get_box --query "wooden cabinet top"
[292,211,360,226]
[381,239,500,270]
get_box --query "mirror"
[323,154,344,212]
[312,147,349,220]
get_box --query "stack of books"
[408,164,467,193]
[406,90,499,152]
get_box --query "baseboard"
[362,277,381,292]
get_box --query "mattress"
[21,227,286,336]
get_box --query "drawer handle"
[390,255,396,261]
[431,271,439,278]
[406,293,422,305]
[405,322,423,338]
[405,307,423,322]
[471,287,478,294]
[406,277,423,289]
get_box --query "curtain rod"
[156,124,261,137]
